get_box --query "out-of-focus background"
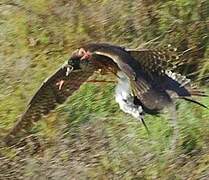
[0,0,209,179]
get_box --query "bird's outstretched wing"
[126,48,207,111]
[3,62,96,146]
[3,44,128,146]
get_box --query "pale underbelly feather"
[115,71,143,119]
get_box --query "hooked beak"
[66,65,73,76]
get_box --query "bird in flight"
[3,43,207,146]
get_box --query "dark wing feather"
[127,49,178,75]
[89,46,164,110]
[126,48,207,111]
[130,71,172,111]
[87,44,206,111]
[4,64,95,146]
[89,45,175,110]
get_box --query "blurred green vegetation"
[0,0,209,179]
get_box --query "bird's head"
[58,48,95,90]
[68,48,93,70]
